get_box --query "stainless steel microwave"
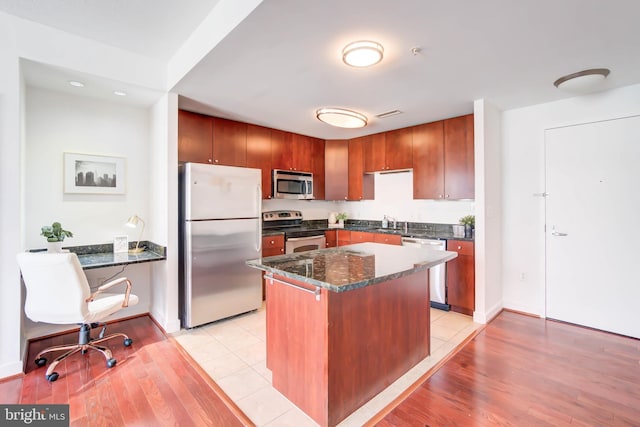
[272,170,314,200]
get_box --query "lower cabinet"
[262,235,284,299]
[325,230,402,247]
[446,240,475,315]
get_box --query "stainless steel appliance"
[179,163,262,328]
[262,210,326,254]
[272,170,314,200]
[401,237,449,311]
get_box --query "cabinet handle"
[445,194,450,198]
[208,159,212,163]
[270,240,274,244]
[214,159,219,163]
[438,194,443,198]
[457,246,462,250]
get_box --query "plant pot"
[46,241,63,253]
[464,224,473,238]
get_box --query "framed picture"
[64,153,125,194]
[113,235,129,253]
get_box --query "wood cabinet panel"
[212,117,247,167]
[446,239,475,315]
[337,230,351,246]
[347,137,374,201]
[262,235,284,252]
[350,231,375,243]
[291,134,312,172]
[385,127,413,170]
[311,138,325,200]
[270,129,290,171]
[413,121,445,199]
[374,233,402,245]
[178,110,213,164]
[246,124,272,199]
[363,133,386,172]
[325,230,337,248]
[324,139,349,201]
[444,114,475,199]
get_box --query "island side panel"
[326,269,430,426]
[267,274,330,426]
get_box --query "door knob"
[551,232,568,236]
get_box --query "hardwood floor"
[372,311,640,426]
[0,315,250,426]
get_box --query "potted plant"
[459,215,475,238]
[41,222,73,252]
[335,212,348,227]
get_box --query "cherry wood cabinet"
[212,117,247,167]
[310,137,325,200]
[261,234,285,300]
[374,233,402,245]
[271,131,317,173]
[363,128,412,172]
[324,139,349,200]
[348,137,374,201]
[385,127,413,170]
[337,230,351,246]
[413,114,474,200]
[446,239,475,315]
[443,114,475,199]
[324,230,337,248]
[412,120,445,199]
[178,110,213,164]
[246,124,272,199]
[364,133,386,172]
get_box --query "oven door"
[285,235,326,254]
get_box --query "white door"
[545,115,640,339]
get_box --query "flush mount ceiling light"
[553,68,610,93]
[342,40,384,67]
[316,108,368,128]
[68,81,84,87]
[113,91,127,96]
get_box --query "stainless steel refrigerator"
[179,162,262,328]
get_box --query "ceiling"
[3,0,640,139]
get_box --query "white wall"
[502,83,640,316]
[23,87,153,335]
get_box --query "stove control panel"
[262,210,303,223]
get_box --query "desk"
[31,241,166,269]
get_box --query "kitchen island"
[246,242,457,426]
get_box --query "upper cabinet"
[348,137,374,201]
[364,128,412,172]
[413,114,474,200]
[324,140,349,201]
[271,131,314,172]
[212,117,247,167]
[246,124,272,199]
[443,114,474,199]
[178,110,213,164]
[310,137,325,200]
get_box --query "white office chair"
[16,252,139,382]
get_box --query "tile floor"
[173,305,480,426]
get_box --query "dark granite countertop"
[30,241,166,269]
[246,242,457,293]
[261,220,474,242]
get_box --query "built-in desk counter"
[31,241,166,269]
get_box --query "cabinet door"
[413,121,444,199]
[337,230,351,246]
[212,118,247,167]
[247,124,272,199]
[444,114,474,199]
[385,127,413,170]
[324,230,337,248]
[446,239,475,315]
[364,133,386,172]
[291,134,312,172]
[178,110,213,164]
[311,138,325,200]
[324,140,349,201]
[350,231,375,243]
[270,129,292,170]
[348,137,365,201]
[374,233,402,245]
[262,235,284,256]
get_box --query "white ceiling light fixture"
[342,40,384,67]
[68,81,84,87]
[553,68,610,93]
[113,91,127,96]
[316,107,368,128]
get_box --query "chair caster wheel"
[107,358,117,368]
[124,338,133,347]
[46,372,59,382]
[35,357,47,367]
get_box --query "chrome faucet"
[386,215,397,229]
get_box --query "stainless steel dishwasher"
[401,237,449,311]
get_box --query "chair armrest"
[86,277,133,307]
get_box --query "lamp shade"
[316,108,368,128]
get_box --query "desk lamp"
[125,214,145,254]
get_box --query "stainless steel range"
[262,210,326,254]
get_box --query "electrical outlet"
[519,272,526,281]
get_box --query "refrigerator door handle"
[256,184,262,252]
